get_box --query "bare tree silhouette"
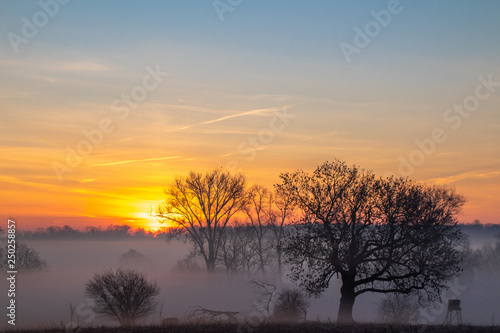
[155,168,248,272]
[1,242,48,272]
[85,268,159,326]
[272,287,309,323]
[251,280,277,318]
[173,254,203,273]
[481,232,500,271]
[277,159,466,323]
[154,168,248,272]
[218,221,252,274]
[377,293,420,324]
[245,185,275,275]
[266,188,295,280]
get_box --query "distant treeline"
[2,221,498,241]
[460,222,500,236]
[3,224,171,240]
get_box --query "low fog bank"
[0,239,256,330]
[1,228,499,329]
[461,224,500,249]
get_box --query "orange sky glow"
[1,2,499,231]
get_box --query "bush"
[480,232,500,271]
[0,242,48,272]
[272,287,309,322]
[173,255,203,273]
[118,249,151,268]
[85,268,160,326]
[377,293,420,324]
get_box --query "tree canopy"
[85,268,159,326]
[277,159,466,323]
[1,242,48,272]
[155,168,248,271]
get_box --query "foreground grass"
[7,323,500,333]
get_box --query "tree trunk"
[207,240,216,271]
[206,256,216,271]
[259,240,266,275]
[277,252,283,283]
[119,316,135,327]
[337,273,356,323]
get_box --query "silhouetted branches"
[377,294,420,324]
[479,232,500,271]
[186,306,239,323]
[85,268,160,326]
[272,287,309,323]
[0,242,48,272]
[277,159,466,323]
[155,169,248,271]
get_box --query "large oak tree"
[277,160,466,323]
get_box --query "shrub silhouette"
[272,287,309,322]
[0,242,48,272]
[377,293,420,324]
[85,268,159,326]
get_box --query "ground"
[8,323,500,333]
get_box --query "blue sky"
[1,0,499,228]
[3,1,499,58]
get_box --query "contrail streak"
[90,156,180,167]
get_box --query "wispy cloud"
[0,59,113,73]
[217,144,271,158]
[201,105,294,125]
[90,156,180,167]
[424,169,500,185]
[57,61,112,72]
[80,178,98,183]
[165,105,295,133]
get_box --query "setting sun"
[132,212,163,231]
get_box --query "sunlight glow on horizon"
[1,1,499,230]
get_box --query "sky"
[1,0,499,230]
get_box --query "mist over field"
[1,225,499,330]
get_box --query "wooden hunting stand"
[444,299,463,325]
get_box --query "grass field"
[8,323,500,333]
